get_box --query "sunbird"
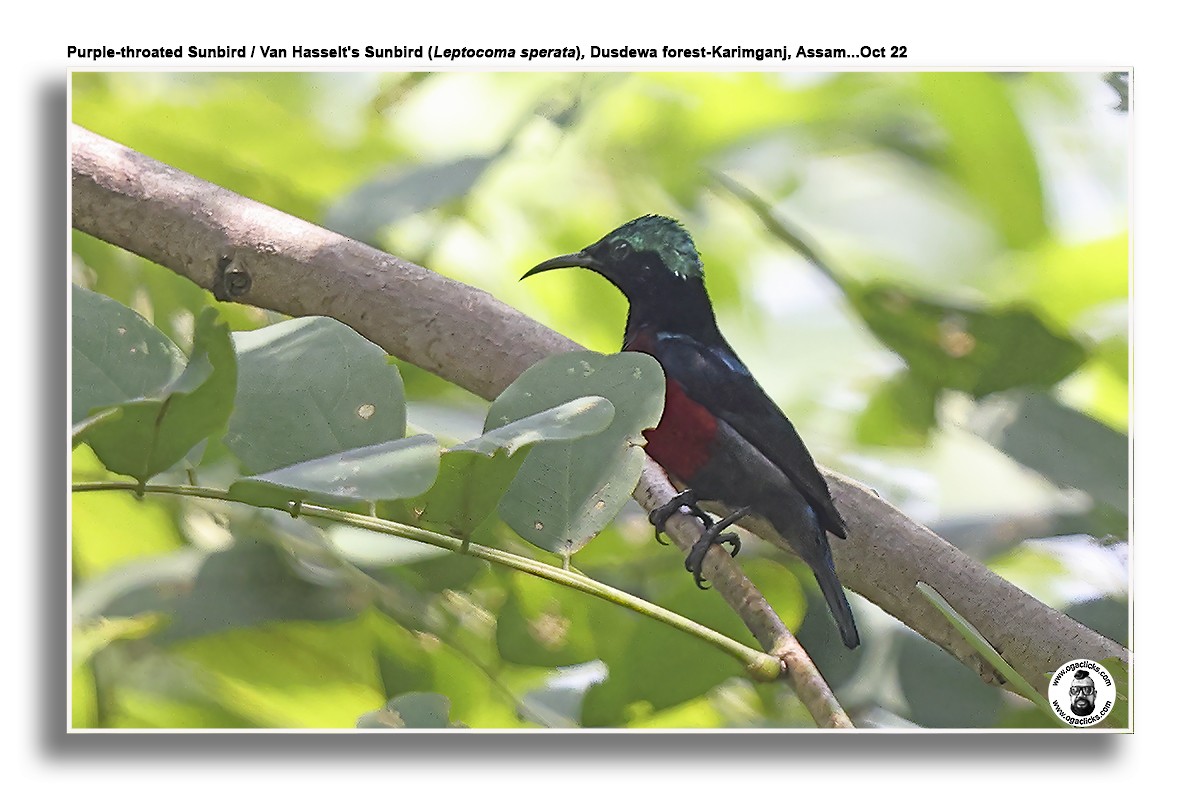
[523,215,859,649]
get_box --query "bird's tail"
[813,555,859,649]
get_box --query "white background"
[7,1,1190,794]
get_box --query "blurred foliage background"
[70,71,1128,729]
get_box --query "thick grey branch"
[70,125,1128,704]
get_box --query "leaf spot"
[357,403,376,420]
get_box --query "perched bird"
[523,215,859,649]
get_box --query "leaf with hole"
[485,352,665,556]
[227,317,408,474]
[82,306,237,482]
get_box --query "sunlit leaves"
[917,73,1047,249]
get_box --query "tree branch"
[70,124,1128,709]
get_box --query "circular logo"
[1047,660,1116,727]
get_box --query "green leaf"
[916,581,1063,726]
[325,154,499,245]
[918,73,1047,249]
[850,284,1087,397]
[156,542,361,644]
[896,632,1004,728]
[170,615,385,728]
[72,408,122,448]
[370,612,525,727]
[226,317,408,474]
[486,352,665,556]
[495,571,602,668]
[229,434,441,511]
[854,369,939,446]
[580,576,752,726]
[71,284,186,424]
[380,396,616,540]
[83,307,237,481]
[969,392,1128,513]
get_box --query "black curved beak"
[520,251,604,280]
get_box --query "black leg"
[684,507,751,589]
[648,488,713,545]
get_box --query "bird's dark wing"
[653,332,847,538]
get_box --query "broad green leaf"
[370,612,525,727]
[71,284,186,424]
[854,369,938,447]
[580,584,737,727]
[850,284,1087,397]
[969,391,1128,513]
[581,559,799,727]
[72,408,122,448]
[82,307,237,481]
[918,73,1047,249]
[156,542,361,644]
[227,317,407,473]
[326,154,499,245]
[229,434,441,511]
[496,571,602,668]
[486,352,665,556]
[380,396,616,540]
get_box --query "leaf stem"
[72,480,781,681]
[916,581,1064,726]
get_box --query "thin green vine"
[72,480,781,682]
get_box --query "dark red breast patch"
[643,376,719,480]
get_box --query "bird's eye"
[611,240,631,261]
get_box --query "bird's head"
[521,215,705,299]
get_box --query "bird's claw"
[683,506,751,588]
[649,489,713,546]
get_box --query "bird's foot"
[684,507,751,589]
[649,489,713,545]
